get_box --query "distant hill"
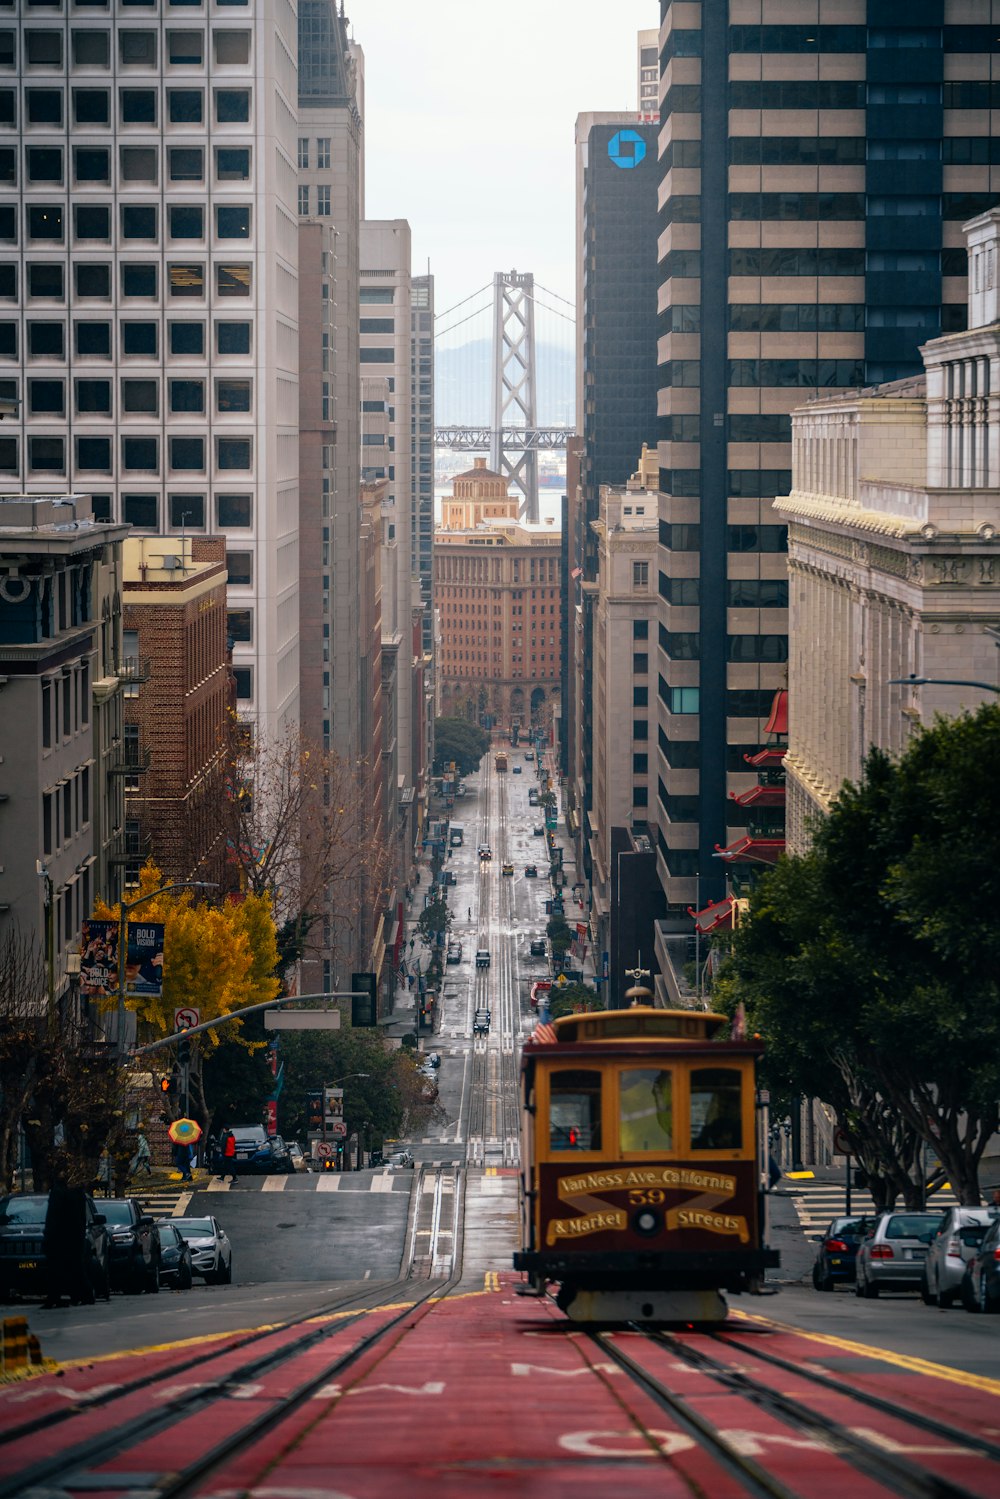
[435,339,574,428]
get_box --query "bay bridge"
[434,270,574,522]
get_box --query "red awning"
[729,783,786,808]
[744,747,786,769]
[764,689,788,737]
[714,835,785,865]
[687,897,736,934]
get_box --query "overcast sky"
[348,0,658,328]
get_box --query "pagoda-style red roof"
[743,747,787,769]
[729,783,786,808]
[764,688,788,737]
[714,835,785,865]
[687,897,737,934]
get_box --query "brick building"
[121,535,231,886]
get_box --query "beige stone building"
[435,458,561,731]
[779,208,1000,853]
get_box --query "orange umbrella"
[167,1117,202,1145]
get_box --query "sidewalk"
[539,748,595,990]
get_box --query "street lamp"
[116,881,217,1058]
[888,674,1000,695]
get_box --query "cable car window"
[690,1068,743,1150]
[549,1069,601,1151]
[619,1068,672,1152]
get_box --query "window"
[169,378,203,412]
[169,320,204,355]
[214,29,249,64]
[669,687,699,714]
[121,204,157,240]
[28,321,64,357]
[75,322,111,357]
[726,580,789,608]
[122,435,158,471]
[216,263,250,296]
[217,492,251,527]
[619,1068,672,1153]
[549,1070,602,1152]
[123,493,158,528]
[76,436,111,471]
[297,137,309,168]
[75,205,110,240]
[169,146,203,181]
[360,288,393,304]
[632,652,648,675]
[122,322,157,356]
[121,263,156,298]
[316,185,331,216]
[298,184,310,216]
[0,434,17,473]
[170,435,204,470]
[0,265,14,299]
[168,263,204,297]
[120,145,157,183]
[73,88,110,125]
[216,320,250,354]
[632,561,649,589]
[0,148,13,185]
[216,204,250,238]
[74,377,111,413]
[0,92,14,129]
[29,435,64,472]
[121,378,158,413]
[120,88,156,124]
[633,686,648,708]
[227,550,252,585]
[233,666,253,700]
[215,89,249,123]
[216,377,250,412]
[168,29,203,64]
[168,88,203,123]
[169,204,204,239]
[74,264,110,299]
[226,607,252,642]
[27,205,63,241]
[217,436,251,470]
[119,30,156,65]
[361,318,394,334]
[29,378,64,414]
[27,148,62,184]
[74,146,109,182]
[28,263,63,299]
[361,348,393,363]
[690,1069,742,1151]
[216,146,249,180]
[72,30,110,66]
[26,89,63,125]
[169,494,204,528]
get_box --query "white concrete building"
[779,208,1000,853]
[0,2,300,732]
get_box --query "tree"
[546,914,573,958]
[549,981,602,1019]
[720,704,1000,1206]
[271,1029,441,1149]
[433,718,489,777]
[417,896,451,948]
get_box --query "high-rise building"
[0,3,301,732]
[411,273,435,658]
[654,3,1000,949]
[572,112,659,877]
[637,27,660,122]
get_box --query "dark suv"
[103,1198,161,1294]
[811,1215,875,1290]
[229,1126,293,1174]
[0,1192,109,1303]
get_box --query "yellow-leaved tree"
[93,862,280,1125]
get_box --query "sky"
[348,0,658,332]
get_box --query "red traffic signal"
[159,1076,174,1095]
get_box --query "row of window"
[0,1,250,8]
[0,204,256,253]
[0,432,251,474]
[296,136,331,169]
[658,628,789,664]
[664,134,1000,170]
[298,184,331,216]
[660,468,793,499]
[1,314,250,359]
[658,576,790,608]
[0,85,251,127]
[0,262,253,305]
[657,730,772,774]
[658,524,788,555]
[10,374,251,414]
[40,661,90,749]
[42,764,91,858]
[657,681,782,719]
[1,145,249,189]
[665,413,796,444]
[0,26,249,69]
[91,491,253,528]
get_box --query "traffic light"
[177,1033,191,1067]
[159,1075,175,1095]
[322,1156,336,1172]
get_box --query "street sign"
[328,1121,347,1138]
[264,1007,341,1030]
[174,1007,200,1031]
[315,1141,335,1159]
[833,1127,853,1156]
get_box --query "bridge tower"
[490,270,539,522]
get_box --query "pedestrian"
[468,906,472,920]
[129,1129,152,1177]
[96,1145,113,1198]
[221,1128,238,1183]
[992,1186,1000,1210]
[173,1140,193,1182]
[43,1183,94,1308]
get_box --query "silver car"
[173,1215,232,1284]
[855,1211,940,1297]
[921,1206,998,1308]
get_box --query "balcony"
[118,655,151,687]
[109,829,152,865]
[109,744,151,777]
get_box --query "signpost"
[834,1126,853,1214]
[174,1007,200,1031]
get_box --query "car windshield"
[157,1224,179,1245]
[0,1196,48,1224]
[176,1218,215,1239]
[231,1129,264,1143]
[101,1201,135,1225]
[885,1214,939,1241]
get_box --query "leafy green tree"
[272,1028,437,1149]
[546,914,573,958]
[549,981,602,1019]
[433,718,490,776]
[417,896,451,947]
[721,704,1000,1206]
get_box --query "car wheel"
[861,1275,879,1298]
[938,1287,956,1310]
[980,1275,999,1314]
[179,1261,193,1291]
[145,1260,160,1294]
[219,1256,232,1285]
[919,1274,937,1306]
[961,1272,979,1313]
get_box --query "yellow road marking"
[785,1170,815,1180]
[484,1271,501,1292]
[732,1310,1000,1397]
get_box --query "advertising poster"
[80,920,119,998]
[125,922,165,995]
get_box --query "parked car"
[0,1191,109,1304]
[474,1008,491,1035]
[502,861,514,876]
[811,1215,875,1291]
[386,1149,414,1169]
[287,1140,311,1173]
[442,869,457,886]
[524,865,538,879]
[513,764,522,774]
[104,1198,161,1295]
[173,1215,232,1284]
[476,948,491,968]
[530,937,546,957]
[228,1126,293,1174]
[960,1215,1000,1312]
[156,1221,194,1290]
[921,1206,998,1307]
[446,941,462,965]
[855,1211,940,1297]
[425,1052,441,1069]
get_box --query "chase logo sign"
[608,129,646,170]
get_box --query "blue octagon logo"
[608,130,647,170]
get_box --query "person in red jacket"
[220,1129,238,1183]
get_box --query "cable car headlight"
[633,1207,662,1237]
